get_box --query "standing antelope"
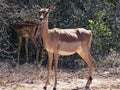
[36,4,95,90]
[15,21,42,66]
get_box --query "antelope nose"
[40,18,43,21]
[39,16,43,21]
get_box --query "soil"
[0,62,120,90]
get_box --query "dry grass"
[0,61,120,90]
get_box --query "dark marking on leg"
[89,76,92,81]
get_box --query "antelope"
[15,20,42,66]
[36,4,96,90]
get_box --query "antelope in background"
[36,4,96,90]
[15,20,42,66]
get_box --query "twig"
[0,48,14,54]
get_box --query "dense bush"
[0,0,120,68]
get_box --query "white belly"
[23,34,29,37]
[59,51,75,56]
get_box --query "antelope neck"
[41,18,49,45]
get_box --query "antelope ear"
[48,4,56,12]
[35,5,41,11]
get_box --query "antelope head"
[35,4,56,21]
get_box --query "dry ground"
[0,62,120,90]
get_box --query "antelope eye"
[39,12,41,15]
[45,12,49,15]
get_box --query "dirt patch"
[0,62,120,90]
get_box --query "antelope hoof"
[34,61,38,65]
[25,62,29,65]
[85,86,90,90]
[43,86,47,90]
[53,87,56,90]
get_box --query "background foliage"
[0,0,120,69]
